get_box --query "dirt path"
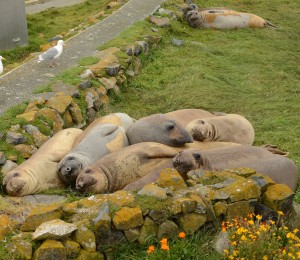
[0,0,164,115]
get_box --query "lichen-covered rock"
[177,213,206,235]
[137,184,167,199]
[72,220,96,252]
[148,15,170,27]
[138,217,158,245]
[226,168,257,178]
[51,81,80,98]
[6,131,27,145]
[1,160,18,174]
[168,200,182,215]
[99,94,110,105]
[62,239,81,259]
[106,190,135,207]
[21,204,63,231]
[40,107,64,133]
[148,208,170,225]
[80,69,95,79]
[156,168,187,191]
[124,228,140,242]
[0,151,6,165]
[157,220,179,240]
[76,249,104,260]
[262,184,294,213]
[113,206,143,230]
[62,110,74,128]
[33,219,77,240]
[99,77,118,90]
[45,92,73,114]
[63,201,78,216]
[0,214,12,240]
[25,103,39,113]
[213,201,228,217]
[68,100,84,126]
[249,173,275,190]
[92,202,111,240]
[14,144,37,158]
[7,232,33,260]
[16,110,39,122]
[31,131,49,148]
[33,239,66,260]
[226,200,255,220]
[79,80,92,90]
[175,198,197,214]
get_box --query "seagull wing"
[39,46,59,61]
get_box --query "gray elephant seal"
[186,114,255,145]
[165,109,219,127]
[126,114,193,147]
[58,125,128,186]
[3,128,83,196]
[173,146,298,191]
[187,9,276,29]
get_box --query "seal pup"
[173,146,298,191]
[186,9,276,29]
[126,114,193,147]
[3,128,83,196]
[186,114,255,145]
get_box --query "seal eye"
[166,124,175,131]
[84,169,92,174]
[13,172,20,177]
[67,156,75,160]
[193,153,201,160]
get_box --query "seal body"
[3,128,83,196]
[58,113,133,186]
[186,114,255,145]
[173,146,298,191]
[187,10,274,29]
[126,114,193,147]
[165,109,218,127]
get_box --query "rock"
[40,108,64,133]
[76,249,104,260]
[226,200,255,220]
[16,110,40,122]
[25,103,39,113]
[227,168,257,178]
[158,8,174,17]
[62,110,74,128]
[148,15,170,27]
[51,81,80,98]
[172,38,184,46]
[132,57,142,74]
[288,202,300,235]
[79,80,92,90]
[157,220,179,240]
[177,213,207,235]
[213,201,228,217]
[72,220,96,252]
[48,35,63,42]
[169,201,182,215]
[105,63,121,76]
[45,92,73,114]
[137,184,168,199]
[0,151,6,165]
[124,228,140,242]
[156,168,187,191]
[62,239,81,259]
[68,100,84,126]
[135,41,149,54]
[6,131,27,145]
[96,229,126,250]
[262,184,294,214]
[87,108,97,122]
[21,204,63,232]
[96,86,107,96]
[33,219,77,240]
[138,217,158,245]
[99,95,110,106]
[99,77,117,90]
[106,1,120,9]
[92,202,111,242]
[106,190,135,207]
[148,209,169,225]
[176,198,197,214]
[213,231,229,254]
[0,214,12,240]
[85,91,96,109]
[31,96,46,105]
[33,239,66,260]
[22,125,39,135]
[249,173,275,190]
[32,131,49,148]
[14,144,37,158]
[1,160,18,174]
[113,207,143,230]
[80,69,95,79]
[7,233,33,260]
[63,201,78,216]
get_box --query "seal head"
[3,171,27,196]
[58,155,83,186]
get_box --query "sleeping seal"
[186,114,255,145]
[3,128,83,196]
[126,114,193,147]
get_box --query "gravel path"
[0,0,164,115]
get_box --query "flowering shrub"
[222,212,300,260]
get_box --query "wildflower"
[284,226,288,230]
[233,250,239,256]
[241,235,247,241]
[269,220,275,225]
[256,215,262,220]
[221,221,227,232]
[263,256,268,260]
[296,243,300,247]
[231,241,237,246]
[248,213,254,219]
[223,249,229,255]
[178,232,186,239]
[248,220,254,225]
[160,238,168,245]
[293,228,299,234]
[277,211,284,216]
[147,246,155,254]
[161,243,170,251]
[297,252,300,258]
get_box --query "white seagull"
[0,56,6,75]
[37,40,65,67]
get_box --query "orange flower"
[160,238,168,245]
[178,232,186,239]
[221,221,227,232]
[147,245,155,254]
[161,243,170,251]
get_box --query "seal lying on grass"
[58,113,134,186]
[3,128,83,196]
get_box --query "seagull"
[0,56,6,75]
[37,40,65,67]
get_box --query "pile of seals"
[2,109,298,197]
[183,2,276,29]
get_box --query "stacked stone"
[0,167,296,259]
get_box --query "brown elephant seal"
[126,114,193,147]
[173,146,298,191]
[58,125,129,187]
[165,108,219,127]
[3,128,83,196]
[186,114,255,145]
[186,9,276,29]
[182,3,232,19]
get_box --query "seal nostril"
[66,167,72,172]
[85,169,92,174]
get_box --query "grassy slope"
[104,0,300,201]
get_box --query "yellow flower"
[231,241,237,246]
[223,249,229,255]
[269,220,275,225]
[233,250,238,256]
[256,215,262,220]
[295,243,300,247]
[147,245,155,254]
[277,211,284,216]
[284,226,288,230]
[293,228,299,233]
[178,232,186,239]
[161,243,170,251]
[241,235,247,241]
[287,232,294,239]
[297,252,300,258]
[263,256,268,260]
[228,255,234,260]
[256,231,260,236]
[248,220,254,225]
[160,238,168,245]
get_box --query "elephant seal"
[182,3,231,19]
[58,125,129,187]
[186,9,276,29]
[186,114,255,145]
[173,146,298,191]
[165,109,219,127]
[3,128,83,196]
[126,114,193,147]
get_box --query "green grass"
[78,56,100,66]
